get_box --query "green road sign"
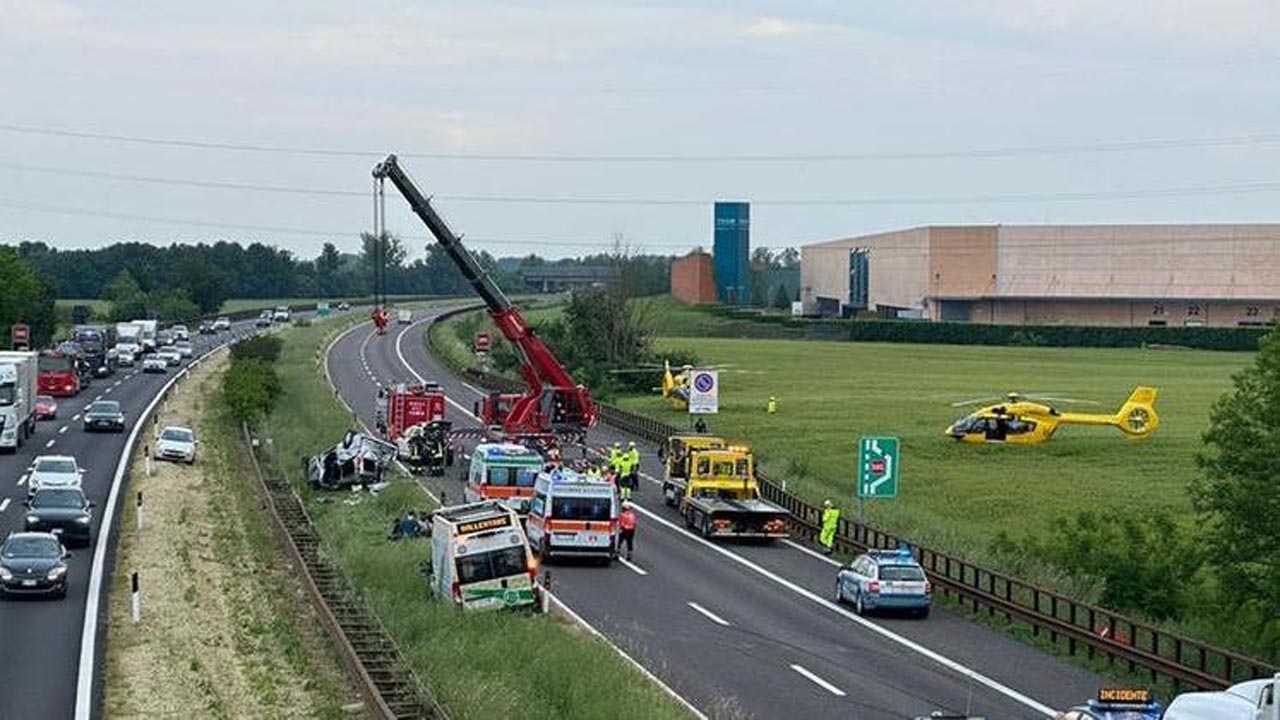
[858,437,900,499]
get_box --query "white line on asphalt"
[72,413,81,421]
[93,395,102,402]
[0,498,9,513]
[16,474,26,486]
[112,380,121,388]
[629,501,1056,716]
[687,601,731,627]
[103,387,112,394]
[789,664,846,697]
[45,439,55,448]
[618,557,648,576]
[393,318,483,421]
[58,426,68,434]
[783,539,843,567]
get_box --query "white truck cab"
[1164,674,1279,720]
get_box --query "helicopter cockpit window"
[1005,419,1036,435]
[956,415,981,433]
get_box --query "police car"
[834,546,931,617]
[1056,688,1164,720]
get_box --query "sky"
[2,0,1280,261]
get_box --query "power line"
[6,159,1280,207]
[4,120,1280,163]
[0,197,691,251]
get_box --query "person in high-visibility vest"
[616,451,634,500]
[767,396,778,414]
[625,441,641,494]
[819,499,840,555]
[617,500,638,560]
[609,442,623,473]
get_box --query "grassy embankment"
[106,350,359,719]
[245,316,689,719]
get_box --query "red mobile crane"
[372,155,597,443]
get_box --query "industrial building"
[800,224,1280,327]
[713,201,750,305]
[671,251,717,304]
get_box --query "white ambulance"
[430,501,539,611]
[525,469,619,564]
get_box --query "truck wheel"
[700,517,712,539]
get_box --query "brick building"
[671,251,717,304]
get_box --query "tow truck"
[372,155,596,447]
[659,435,790,540]
[382,382,454,475]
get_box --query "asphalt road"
[328,309,1110,720]
[0,317,291,720]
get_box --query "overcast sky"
[2,0,1279,260]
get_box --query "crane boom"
[372,154,597,440]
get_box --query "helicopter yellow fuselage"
[945,387,1159,445]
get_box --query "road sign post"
[687,369,719,415]
[857,436,900,521]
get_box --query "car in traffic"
[24,488,94,547]
[34,395,57,421]
[174,340,193,358]
[28,455,85,497]
[141,355,168,373]
[154,425,197,464]
[170,324,190,342]
[337,301,351,311]
[255,310,273,328]
[83,400,125,433]
[158,348,182,366]
[0,532,70,599]
[198,320,215,335]
[157,329,175,347]
[835,546,932,617]
[213,316,231,332]
[115,347,137,367]
[272,306,291,323]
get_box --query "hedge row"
[692,306,1270,351]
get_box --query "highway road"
[0,317,289,720]
[328,309,1110,720]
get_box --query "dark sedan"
[24,488,94,547]
[83,400,125,432]
[0,532,69,599]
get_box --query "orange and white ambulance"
[525,469,619,564]
[464,443,544,515]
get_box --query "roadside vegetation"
[223,315,689,719]
[106,348,358,719]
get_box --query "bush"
[231,335,283,363]
[221,358,282,423]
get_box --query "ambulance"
[430,501,539,612]
[464,443,544,514]
[526,469,619,564]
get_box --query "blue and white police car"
[834,546,931,618]
[1055,688,1164,720]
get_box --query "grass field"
[615,337,1252,562]
[250,310,689,720]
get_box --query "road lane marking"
[0,498,9,513]
[103,387,113,394]
[783,539,843,567]
[59,425,68,434]
[93,395,102,402]
[618,557,648,576]
[687,601,731,627]
[45,439,55,448]
[392,318,482,421]
[790,664,846,697]
[72,413,81,421]
[17,474,27,486]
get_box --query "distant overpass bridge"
[521,265,619,292]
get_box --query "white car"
[154,426,197,464]
[174,340,193,358]
[213,316,231,332]
[255,310,273,328]
[158,349,182,366]
[272,306,291,323]
[141,356,168,373]
[28,455,84,497]
[115,349,136,367]
[170,325,190,342]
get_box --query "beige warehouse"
[800,224,1280,327]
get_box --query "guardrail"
[425,306,1277,694]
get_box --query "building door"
[848,249,869,312]
[939,301,972,322]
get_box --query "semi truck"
[72,325,114,378]
[115,322,143,356]
[133,319,158,352]
[37,350,81,397]
[660,435,790,540]
[0,351,39,452]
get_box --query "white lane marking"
[76,339,236,719]
[0,498,9,513]
[45,439,55,448]
[93,395,102,402]
[103,387,112,395]
[618,557,648,576]
[72,414,81,422]
[548,592,709,720]
[687,601,731,627]
[16,474,27,486]
[789,664,846,697]
[629,501,1056,716]
[783,539,843,567]
[112,380,122,388]
[59,425,68,434]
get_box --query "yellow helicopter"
[609,360,757,410]
[945,387,1159,445]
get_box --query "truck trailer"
[0,351,39,452]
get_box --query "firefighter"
[767,396,778,415]
[618,500,638,560]
[819,500,840,555]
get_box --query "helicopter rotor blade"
[948,396,1004,407]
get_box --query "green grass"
[615,338,1251,561]
[252,311,691,720]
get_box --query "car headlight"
[0,567,11,581]
[25,514,38,525]
[47,566,67,580]
[76,515,91,524]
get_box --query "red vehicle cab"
[384,382,446,440]
[38,351,81,397]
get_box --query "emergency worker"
[618,501,638,560]
[625,441,641,492]
[767,396,778,415]
[819,500,840,555]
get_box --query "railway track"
[242,425,447,720]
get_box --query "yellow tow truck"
[660,435,790,540]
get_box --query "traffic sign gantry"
[858,437,900,499]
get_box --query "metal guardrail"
[241,424,449,720]
[425,306,1277,693]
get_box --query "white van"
[430,501,538,611]
[525,469,618,564]
[1164,676,1278,720]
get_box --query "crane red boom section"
[372,155,597,439]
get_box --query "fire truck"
[372,156,597,448]
[381,382,454,475]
